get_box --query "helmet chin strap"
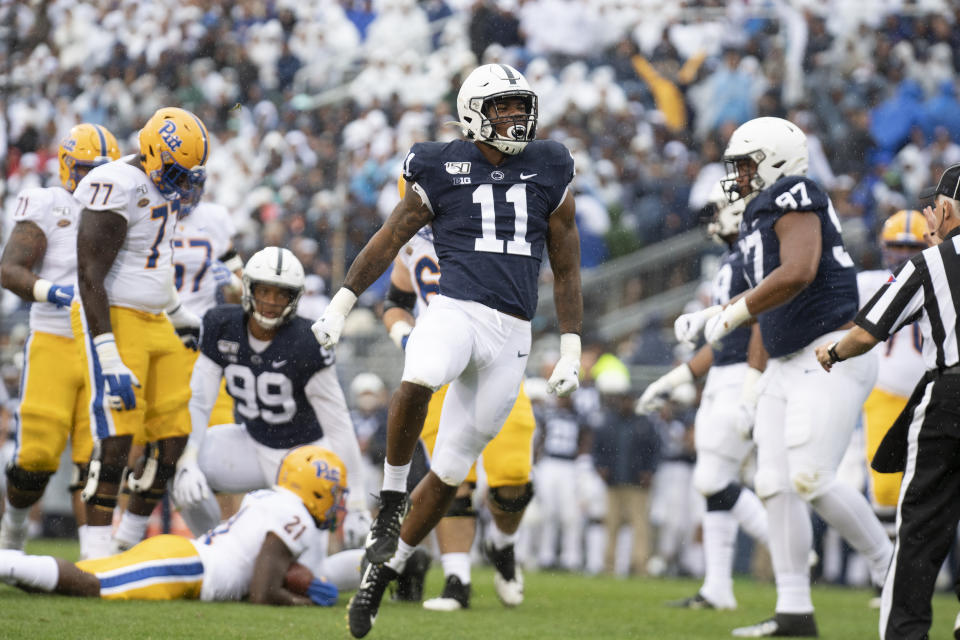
[253,310,284,330]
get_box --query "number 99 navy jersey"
[738,176,858,357]
[200,305,336,448]
[402,139,575,320]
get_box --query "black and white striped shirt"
[856,228,960,372]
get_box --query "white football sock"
[2,500,29,529]
[441,552,471,584]
[382,462,411,494]
[83,525,114,560]
[323,548,366,591]
[765,492,813,613]
[386,539,416,573]
[731,487,769,546]
[810,481,893,586]
[113,512,150,549]
[487,522,518,550]
[700,510,738,606]
[0,551,58,591]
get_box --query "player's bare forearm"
[547,193,583,334]
[77,209,126,336]
[249,533,312,606]
[343,191,432,295]
[746,324,768,371]
[745,212,820,316]
[0,221,47,301]
[687,344,714,378]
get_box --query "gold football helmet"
[276,445,348,530]
[138,107,209,200]
[58,123,121,192]
[880,209,927,269]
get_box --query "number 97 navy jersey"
[738,176,858,357]
[402,139,575,320]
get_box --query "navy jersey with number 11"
[738,176,858,357]
[402,139,575,320]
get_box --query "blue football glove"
[93,333,140,411]
[307,577,338,606]
[208,260,233,288]
[47,283,74,308]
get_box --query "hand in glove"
[307,577,339,606]
[547,334,581,397]
[635,364,694,415]
[312,288,357,348]
[674,305,721,347]
[704,298,753,347]
[93,333,140,410]
[167,303,202,351]
[172,445,211,508]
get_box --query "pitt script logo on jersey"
[158,120,183,151]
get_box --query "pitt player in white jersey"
[73,107,208,559]
[857,210,927,531]
[0,124,121,554]
[383,178,534,610]
[0,446,359,607]
[171,178,241,428]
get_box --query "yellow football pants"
[77,534,203,600]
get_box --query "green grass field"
[3,538,958,639]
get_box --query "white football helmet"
[457,63,538,156]
[721,117,808,204]
[706,180,746,243]
[242,247,305,330]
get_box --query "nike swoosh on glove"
[47,283,75,308]
[172,445,211,507]
[307,577,339,606]
[93,333,140,411]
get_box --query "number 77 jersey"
[402,139,575,320]
[737,175,859,357]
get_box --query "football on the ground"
[283,562,314,595]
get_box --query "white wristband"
[93,332,121,361]
[559,333,581,360]
[32,278,52,303]
[388,320,413,349]
[726,297,753,326]
[329,287,358,316]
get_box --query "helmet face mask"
[457,64,538,156]
[705,181,746,244]
[721,117,808,204]
[59,124,121,192]
[241,247,305,330]
[139,107,209,201]
[275,445,348,530]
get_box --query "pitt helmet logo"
[158,120,183,151]
[313,460,341,483]
[62,138,77,152]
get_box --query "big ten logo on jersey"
[312,459,341,484]
[158,120,183,151]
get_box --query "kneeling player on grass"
[0,446,358,606]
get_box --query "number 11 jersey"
[402,139,575,320]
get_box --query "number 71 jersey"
[402,139,575,320]
[737,176,858,357]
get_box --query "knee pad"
[127,442,159,493]
[129,441,177,502]
[68,463,88,493]
[753,468,787,500]
[5,463,53,495]
[81,441,127,510]
[791,469,834,501]
[489,482,534,513]
[705,483,742,512]
[445,494,477,518]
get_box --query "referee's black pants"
[882,374,960,640]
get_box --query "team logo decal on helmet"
[276,445,348,530]
[58,123,122,193]
[139,107,209,201]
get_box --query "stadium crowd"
[2,0,960,606]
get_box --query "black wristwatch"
[827,341,844,364]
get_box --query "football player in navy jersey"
[311,63,583,638]
[639,182,769,612]
[686,117,892,637]
[172,247,372,571]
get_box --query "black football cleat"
[365,490,409,564]
[393,548,431,602]
[422,575,471,611]
[484,541,523,607]
[732,612,819,637]
[348,561,398,638]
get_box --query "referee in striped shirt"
[814,162,960,640]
